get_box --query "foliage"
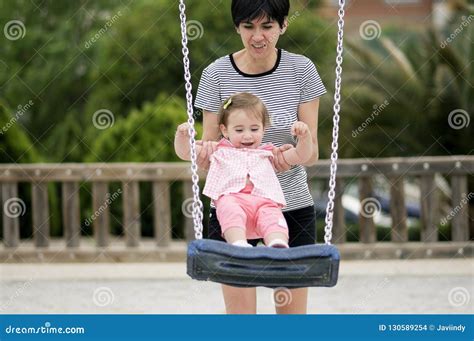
[86,94,198,162]
[1,0,335,162]
[338,8,473,158]
[0,0,121,161]
[0,99,39,163]
[85,94,201,236]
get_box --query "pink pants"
[215,184,288,240]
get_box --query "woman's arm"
[297,98,320,166]
[174,123,202,161]
[197,110,221,169]
[281,122,313,165]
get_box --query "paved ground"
[0,259,472,314]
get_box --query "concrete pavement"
[0,259,472,314]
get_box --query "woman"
[194,0,326,314]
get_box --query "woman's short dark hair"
[231,0,289,28]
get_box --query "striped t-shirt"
[194,49,326,211]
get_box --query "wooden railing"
[0,156,472,261]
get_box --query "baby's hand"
[291,121,310,137]
[176,122,192,136]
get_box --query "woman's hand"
[196,140,218,170]
[272,144,293,173]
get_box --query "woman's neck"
[233,48,278,74]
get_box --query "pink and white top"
[203,139,286,207]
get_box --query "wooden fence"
[0,156,472,261]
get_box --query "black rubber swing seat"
[187,239,340,288]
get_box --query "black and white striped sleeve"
[300,60,326,103]
[194,66,221,113]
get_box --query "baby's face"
[220,109,264,149]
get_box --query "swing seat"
[187,239,339,288]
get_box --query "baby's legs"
[257,203,289,248]
[223,227,248,245]
[216,195,252,247]
[265,232,289,248]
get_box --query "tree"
[1,0,335,162]
[338,12,472,158]
[0,99,39,163]
[85,94,202,237]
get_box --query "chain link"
[178,0,345,243]
[324,0,346,245]
[179,0,203,239]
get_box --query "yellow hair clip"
[223,97,232,110]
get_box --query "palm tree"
[338,8,472,158]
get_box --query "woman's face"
[237,16,286,60]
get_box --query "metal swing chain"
[178,0,345,243]
[178,0,204,239]
[324,0,346,245]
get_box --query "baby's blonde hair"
[218,92,270,128]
